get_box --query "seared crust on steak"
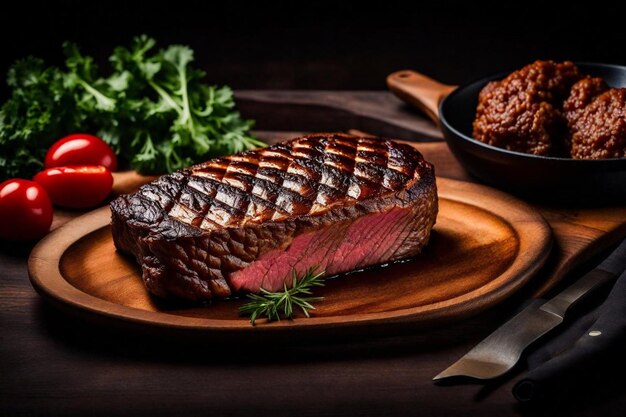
[111,133,438,301]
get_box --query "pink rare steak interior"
[110,133,438,301]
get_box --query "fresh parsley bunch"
[0,35,263,180]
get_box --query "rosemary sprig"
[239,266,325,326]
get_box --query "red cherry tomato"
[45,134,118,171]
[0,179,53,241]
[33,166,114,209]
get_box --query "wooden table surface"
[1,91,625,417]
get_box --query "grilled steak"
[111,133,438,301]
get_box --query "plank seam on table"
[235,90,444,141]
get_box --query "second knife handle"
[540,238,626,318]
[540,269,617,318]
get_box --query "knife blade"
[433,237,626,381]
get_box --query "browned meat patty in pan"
[473,60,581,156]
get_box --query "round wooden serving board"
[28,178,551,340]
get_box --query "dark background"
[1,1,625,98]
[2,3,626,416]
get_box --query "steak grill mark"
[110,133,438,301]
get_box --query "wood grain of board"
[402,141,626,296]
[28,178,551,337]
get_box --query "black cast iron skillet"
[387,63,626,205]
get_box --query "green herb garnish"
[240,266,325,326]
[0,35,264,180]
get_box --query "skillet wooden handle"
[387,70,457,125]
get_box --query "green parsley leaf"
[0,35,262,180]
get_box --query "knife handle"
[540,238,626,318]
